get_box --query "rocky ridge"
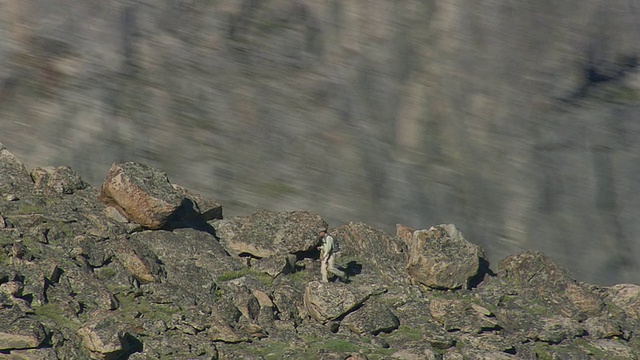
[1,143,639,359]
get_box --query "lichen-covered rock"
[252,254,296,277]
[332,222,407,265]
[607,283,640,321]
[98,162,187,229]
[341,300,399,335]
[0,315,46,351]
[130,228,242,307]
[31,166,88,194]
[304,281,367,323]
[407,224,487,289]
[527,316,585,344]
[212,210,326,258]
[429,298,500,334]
[112,236,164,284]
[76,310,137,359]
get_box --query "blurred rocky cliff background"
[1,0,639,285]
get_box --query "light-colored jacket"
[320,234,335,258]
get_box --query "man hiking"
[317,227,347,283]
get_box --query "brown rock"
[98,162,186,229]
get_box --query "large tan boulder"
[98,162,186,229]
[407,224,487,289]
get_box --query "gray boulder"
[333,222,407,265]
[429,298,500,334]
[407,224,487,289]
[341,300,400,335]
[76,310,137,359]
[212,210,326,258]
[304,281,368,323]
[130,228,242,307]
[31,166,87,195]
[252,254,297,277]
[0,311,46,351]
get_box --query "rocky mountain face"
[2,145,640,359]
[1,1,639,287]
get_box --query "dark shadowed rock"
[341,300,399,335]
[304,281,368,323]
[407,224,487,289]
[172,184,223,221]
[212,210,326,258]
[31,166,87,194]
[252,254,296,277]
[98,162,186,229]
[0,313,46,351]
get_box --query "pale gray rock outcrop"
[212,210,326,258]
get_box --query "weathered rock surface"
[98,162,187,229]
[212,210,325,258]
[3,0,640,288]
[0,150,639,358]
[304,281,368,323]
[407,224,487,289]
[341,300,400,335]
[31,166,88,195]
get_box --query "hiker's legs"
[321,257,329,282]
[327,254,346,279]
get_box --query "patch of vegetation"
[287,267,314,284]
[33,303,81,331]
[115,291,180,323]
[15,204,46,215]
[383,325,423,342]
[217,268,273,287]
[94,266,117,281]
